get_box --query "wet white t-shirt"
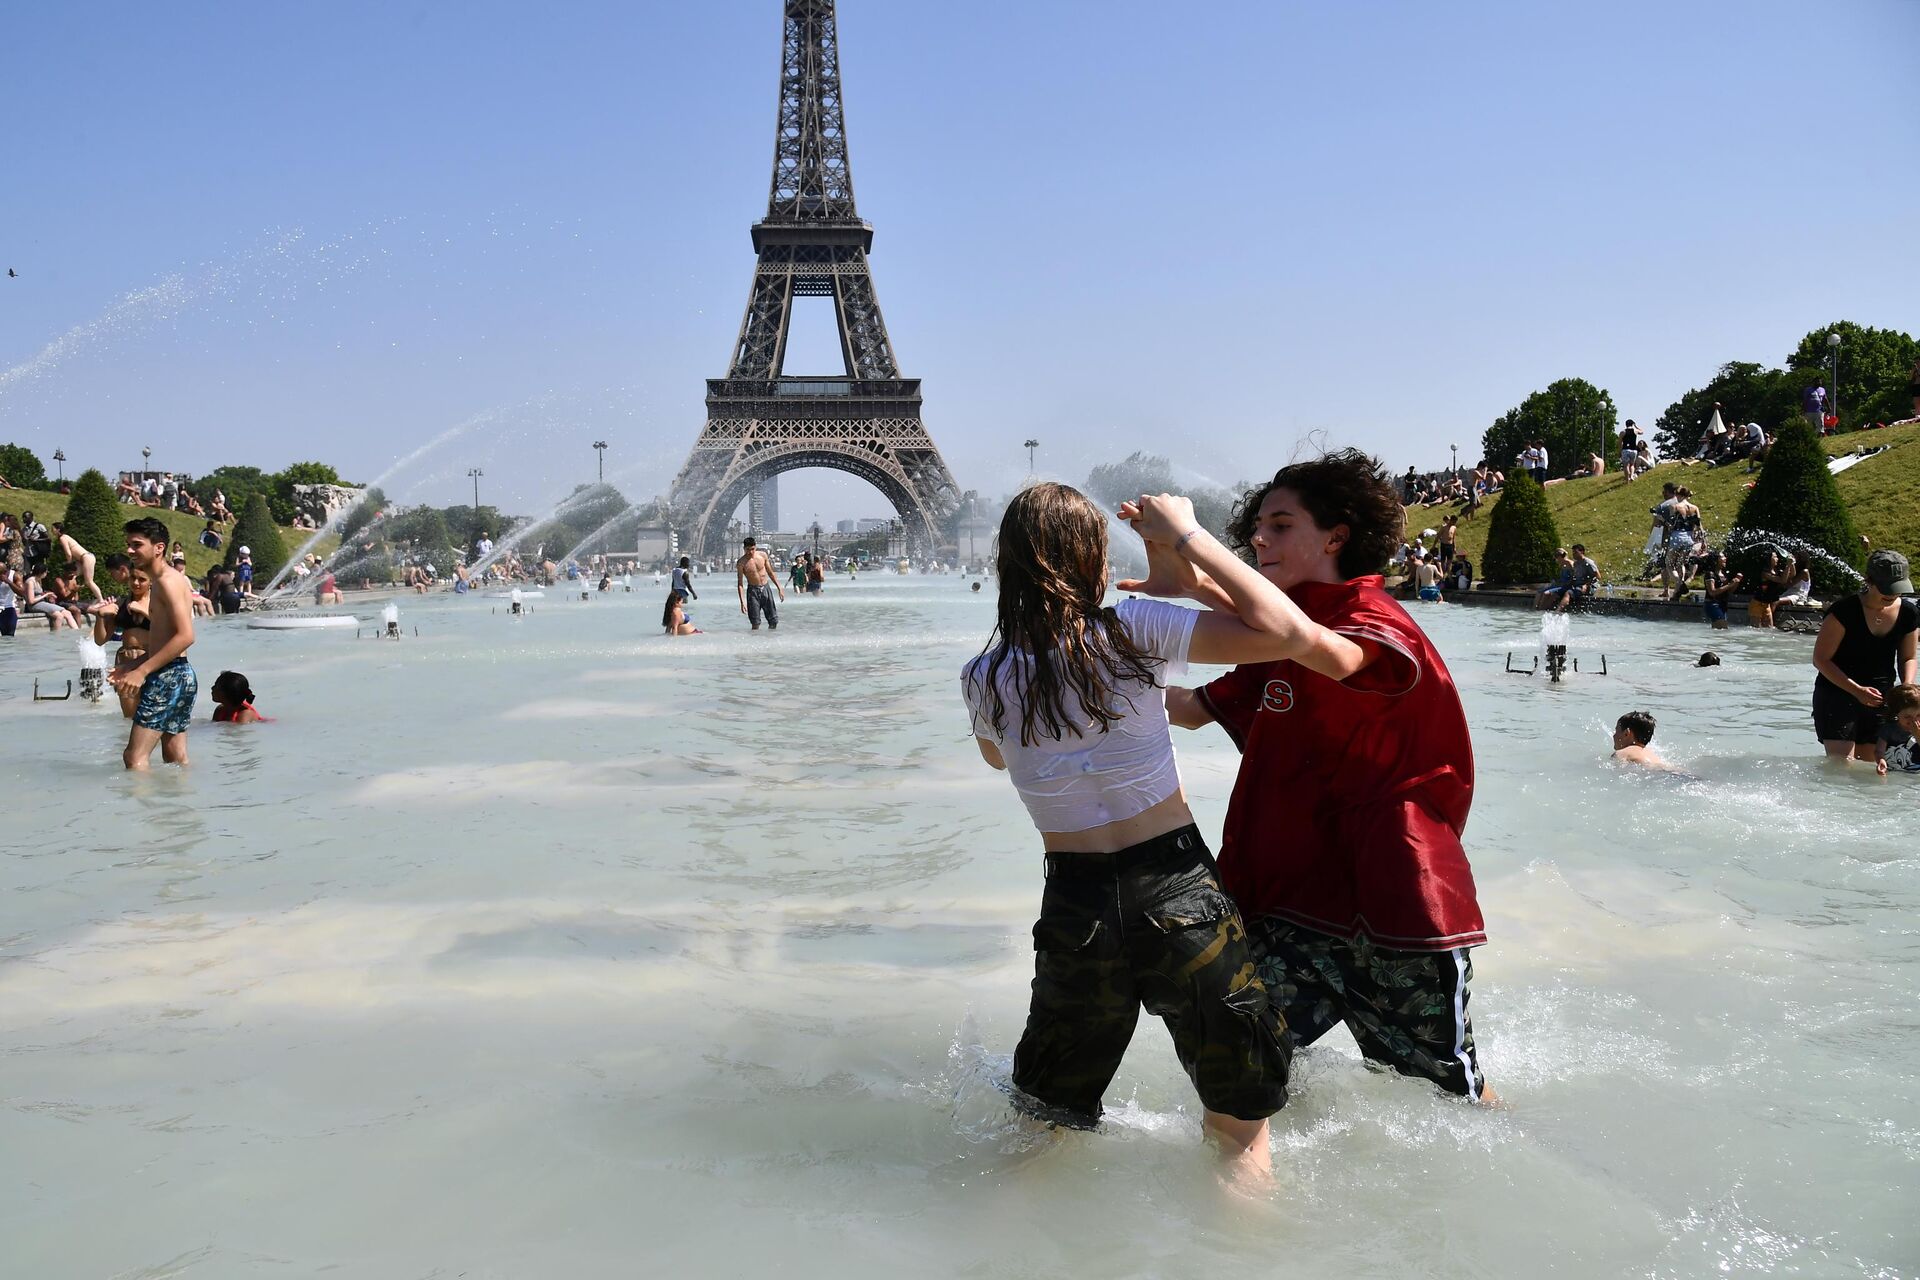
[962,597,1197,833]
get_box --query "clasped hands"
[1115,493,1218,601]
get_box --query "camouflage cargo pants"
[1011,826,1291,1127]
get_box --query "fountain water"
[1540,612,1571,682]
[262,403,534,598]
[1724,528,1864,588]
[463,485,613,582]
[0,228,340,396]
[76,637,108,703]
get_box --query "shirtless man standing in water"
[735,536,785,631]
[109,516,198,770]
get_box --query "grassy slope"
[1435,422,1920,584]
[0,487,317,581]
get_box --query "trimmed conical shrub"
[226,493,288,585]
[54,469,126,595]
[1730,419,1864,595]
[1480,471,1563,586]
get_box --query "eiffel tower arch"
[665,0,962,560]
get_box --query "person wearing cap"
[1810,550,1918,765]
[235,546,254,596]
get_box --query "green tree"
[1729,419,1863,595]
[0,443,49,491]
[441,503,506,553]
[1481,378,1618,480]
[226,493,289,584]
[1083,451,1244,540]
[387,506,456,561]
[1480,472,1562,585]
[1784,321,1919,431]
[53,469,125,595]
[1085,452,1177,507]
[1652,361,1797,458]
[270,461,350,524]
[338,486,387,542]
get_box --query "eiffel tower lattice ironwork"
[664,0,961,559]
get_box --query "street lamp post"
[1449,443,1458,477]
[52,449,65,483]
[468,467,484,510]
[593,440,607,483]
[142,445,151,480]
[1023,438,1040,474]
[1827,331,1842,429]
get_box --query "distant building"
[835,519,858,534]
[856,517,889,533]
[635,525,675,566]
[752,476,779,533]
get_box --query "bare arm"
[1811,615,1879,706]
[1901,627,1917,687]
[736,561,747,611]
[1165,685,1213,730]
[1125,495,1372,682]
[975,737,1006,771]
[1113,532,1237,614]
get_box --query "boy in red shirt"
[1122,450,1494,1102]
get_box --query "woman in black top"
[1810,550,1918,762]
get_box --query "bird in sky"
[5,268,15,278]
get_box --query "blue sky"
[2,0,1914,523]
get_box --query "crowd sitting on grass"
[114,473,230,522]
[1678,405,1774,472]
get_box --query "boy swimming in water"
[109,517,198,769]
[1133,450,1496,1104]
[1611,711,1673,770]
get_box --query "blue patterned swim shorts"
[133,657,199,735]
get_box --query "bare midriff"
[1038,789,1196,855]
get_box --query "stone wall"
[291,483,366,524]
[1440,587,1824,633]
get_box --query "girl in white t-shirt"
[963,482,1340,1177]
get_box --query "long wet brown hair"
[967,483,1164,746]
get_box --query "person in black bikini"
[88,554,151,720]
[1810,550,1918,766]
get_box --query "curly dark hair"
[1225,448,1405,579]
[967,482,1164,747]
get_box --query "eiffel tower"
[664,0,961,560]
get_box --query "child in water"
[1151,449,1495,1105]
[1611,710,1671,769]
[210,671,264,723]
[1879,684,1920,775]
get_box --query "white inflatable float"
[246,614,361,631]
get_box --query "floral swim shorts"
[1248,915,1485,1099]
[133,657,199,735]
